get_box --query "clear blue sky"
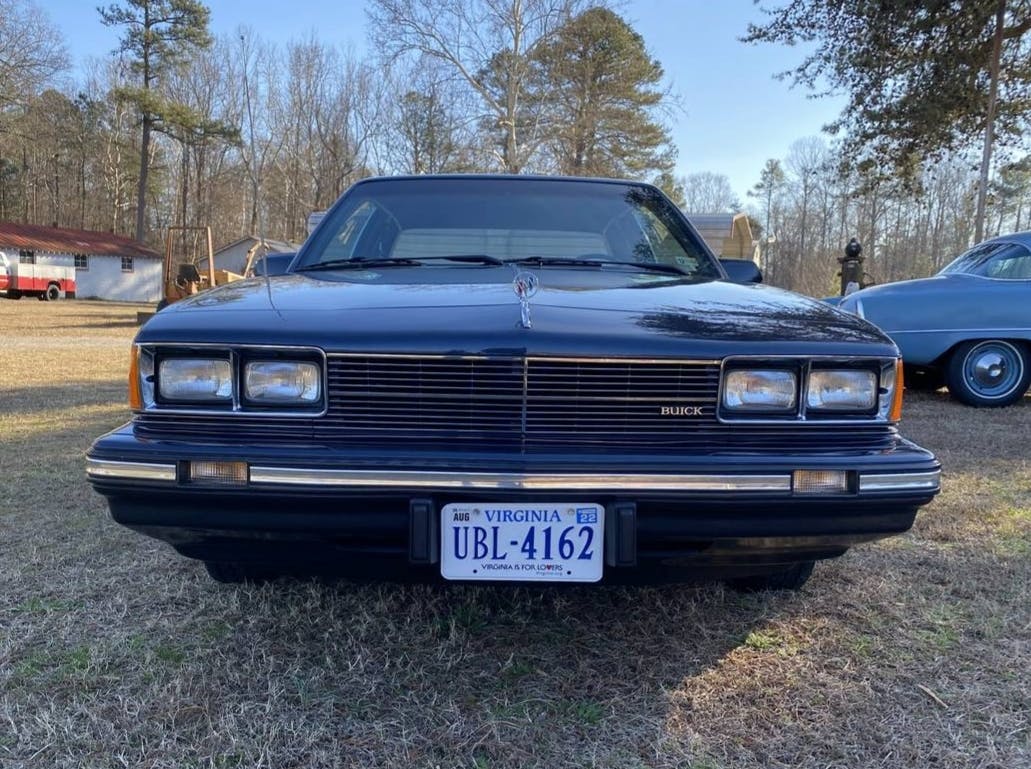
[44,0,846,201]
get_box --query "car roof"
[978,230,1031,248]
[351,174,654,188]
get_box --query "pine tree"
[535,7,675,179]
[99,0,212,242]
[744,0,1031,241]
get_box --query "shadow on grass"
[216,576,782,762]
[0,381,128,416]
[50,320,141,330]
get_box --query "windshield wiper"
[293,257,421,272]
[293,254,505,271]
[504,256,687,276]
[410,254,505,265]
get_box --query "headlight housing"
[158,358,233,402]
[806,369,878,411]
[722,369,797,412]
[244,361,321,404]
[131,345,325,413]
[719,358,899,422]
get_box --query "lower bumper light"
[793,469,849,495]
[189,460,248,486]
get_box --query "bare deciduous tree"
[681,172,741,213]
[0,0,68,110]
[367,0,587,172]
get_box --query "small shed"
[211,236,298,276]
[687,213,757,259]
[0,222,162,302]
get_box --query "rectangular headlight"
[158,358,232,402]
[806,369,877,411]
[244,361,320,404]
[723,369,797,411]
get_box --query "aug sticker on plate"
[440,502,604,582]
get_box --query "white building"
[0,222,162,302]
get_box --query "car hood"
[140,271,896,357]
[841,273,955,303]
[838,273,983,325]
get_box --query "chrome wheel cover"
[962,341,1024,399]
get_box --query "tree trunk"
[975,0,1007,243]
[135,116,151,241]
[79,154,86,229]
[179,143,189,227]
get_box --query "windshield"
[298,177,721,280]
[940,241,1031,279]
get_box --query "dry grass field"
[1,299,1028,769]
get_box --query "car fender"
[839,274,1031,365]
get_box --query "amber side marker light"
[793,469,849,494]
[890,360,905,422]
[128,346,141,410]
[189,461,249,486]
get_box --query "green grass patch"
[743,630,782,651]
[152,642,187,666]
[551,698,605,726]
[11,596,77,614]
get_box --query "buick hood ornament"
[512,271,540,329]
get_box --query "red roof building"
[0,222,162,303]
[0,222,160,259]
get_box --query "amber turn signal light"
[128,346,142,410]
[889,360,904,422]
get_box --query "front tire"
[45,283,61,301]
[904,365,945,392]
[726,561,815,592]
[946,340,1030,407]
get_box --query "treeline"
[3,0,1031,296]
[0,0,677,247]
[716,139,1031,296]
[738,0,1031,293]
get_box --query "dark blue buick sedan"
[86,176,940,590]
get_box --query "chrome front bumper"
[87,457,941,495]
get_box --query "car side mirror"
[720,258,763,284]
[252,252,296,277]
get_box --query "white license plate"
[440,502,604,582]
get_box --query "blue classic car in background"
[86,175,940,591]
[838,233,1031,407]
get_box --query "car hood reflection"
[141,271,895,357]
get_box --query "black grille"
[133,354,898,452]
[313,356,722,448]
[134,413,317,443]
[524,358,717,448]
[320,356,525,445]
